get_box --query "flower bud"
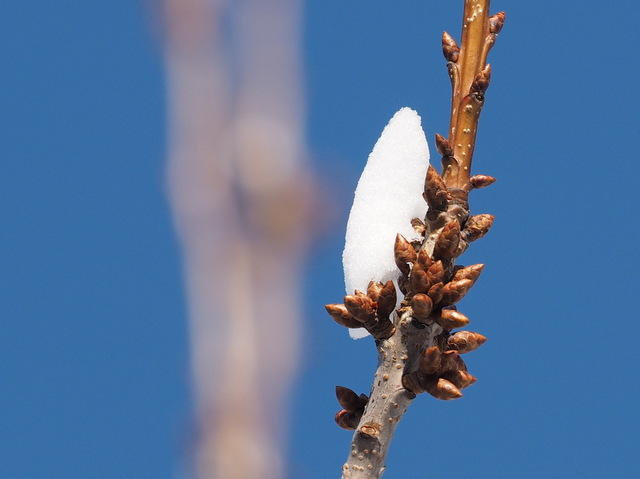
[447,330,487,354]
[451,264,484,285]
[425,377,463,400]
[344,293,376,322]
[366,281,384,302]
[442,31,460,62]
[433,220,461,260]
[469,174,496,189]
[376,280,397,320]
[411,293,433,322]
[427,282,445,305]
[423,262,443,290]
[416,249,433,269]
[489,12,506,34]
[335,409,360,430]
[402,372,425,394]
[436,309,470,329]
[442,369,477,389]
[394,233,417,275]
[440,350,467,373]
[440,279,474,306]
[471,64,492,95]
[325,304,363,329]
[463,214,495,242]
[423,166,450,211]
[420,346,442,375]
[410,265,430,295]
[336,386,368,411]
[435,133,454,157]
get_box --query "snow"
[343,107,431,339]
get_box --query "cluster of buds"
[402,330,486,400]
[326,8,505,434]
[334,386,369,430]
[393,155,495,399]
[395,224,492,321]
[325,280,397,340]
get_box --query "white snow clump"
[342,107,431,339]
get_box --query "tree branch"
[328,2,506,478]
[443,1,504,189]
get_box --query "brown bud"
[325,304,363,329]
[423,166,450,211]
[426,260,446,286]
[402,372,425,394]
[433,220,461,260]
[344,294,376,322]
[368,318,396,340]
[366,281,384,302]
[376,280,397,320]
[398,276,409,295]
[469,174,496,189]
[410,264,430,295]
[452,264,484,285]
[463,214,495,242]
[443,369,477,389]
[427,282,444,305]
[394,234,417,275]
[335,409,360,430]
[471,64,492,95]
[416,249,433,269]
[411,293,433,322]
[447,331,488,354]
[489,11,506,34]
[435,133,453,157]
[336,386,367,411]
[440,350,467,373]
[420,346,442,375]
[425,378,463,400]
[411,217,426,236]
[436,309,470,330]
[441,31,460,62]
[440,279,474,306]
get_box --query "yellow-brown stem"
[444,0,493,189]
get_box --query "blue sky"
[3,1,640,478]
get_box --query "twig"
[162,0,309,477]
[326,2,505,477]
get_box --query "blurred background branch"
[161,0,310,477]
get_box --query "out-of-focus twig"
[161,0,310,477]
